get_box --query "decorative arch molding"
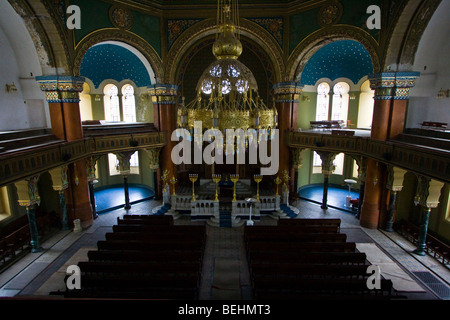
[164,18,284,85]
[73,29,163,83]
[287,25,381,83]
[7,0,71,75]
[383,0,442,71]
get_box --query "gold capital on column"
[15,175,41,207]
[49,165,69,192]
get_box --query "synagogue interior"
[0,0,449,301]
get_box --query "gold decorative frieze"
[36,76,85,103]
[368,72,420,100]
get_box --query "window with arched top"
[357,80,374,129]
[316,82,330,121]
[103,83,140,175]
[331,82,350,122]
[122,85,136,123]
[103,84,121,122]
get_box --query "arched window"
[108,152,140,176]
[313,83,331,170]
[103,84,120,122]
[104,84,140,175]
[312,152,345,175]
[332,153,345,176]
[121,85,139,168]
[331,82,350,122]
[316,82,330,121]
[79,82,93,121]
[122,85,136,123]
[357,80,375,129]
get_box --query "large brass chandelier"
[178,0,278,134]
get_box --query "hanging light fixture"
[178,0,277,134]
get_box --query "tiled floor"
[0,198,449,300]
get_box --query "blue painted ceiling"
[300,40,373,86]
[80,44,151,88]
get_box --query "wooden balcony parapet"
[0,125,167,187]
[288,131,450,183]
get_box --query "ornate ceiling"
[80,43,152,88]
[300,40,373,85]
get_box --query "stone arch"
[164,18,284,85]
[73,30,163,83]
[287,25,380,83]
[5,0,71,75]
[382,0,442,72]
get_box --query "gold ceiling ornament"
[178,0,277,134]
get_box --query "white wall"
[407,1,450,128]
[0,1,48,131]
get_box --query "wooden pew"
[117,217,174,226]
[78,260,201,275]
[87,249,204,263]
[247,251,367,265]
[246,242,356,253]
[252,278,394,300]
[122,214,174,221]
[244,225,340,235]
[104,232,205,242]
[97,239,204,251]
[65,286,198,300]
[244,233,347,243]
[250,263,369,278]
[112,224,206,234]
[277,218,341,232]
[79,273,199,290]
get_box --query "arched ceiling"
[300,40,374,86]
[80,43,152,88]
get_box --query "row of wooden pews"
[64,214,206,299]
[245,219,401,300]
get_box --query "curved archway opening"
[299,40,374,86]
[80,42,155,89]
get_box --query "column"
[272,82,303,193]
[115,151,135,210]
[148,85,179,199]
[352,156,367,220]
[86,157,98,220]
[36,75,93,229]
[360,72,420,229]
[49,165,70,230]
[316,151,336,210]
[15,175,43,253]
[384,166,407,232]
[413,176,444,256]
[291,148,304,204]
[144,148,161,198]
